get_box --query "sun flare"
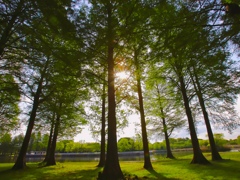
[116,71,129,79]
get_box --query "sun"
[116,71,129,79]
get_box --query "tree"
[41,117,54,164]
[85,0,146,178]
[237,136,240,145]
[12,57,51,170]
[133,47,153,169]
[214,133,228,147]
[149,2,211,164]
[178,67,209,164]
[0,0,26,57]
[145,81,185,159]
[43,68,88,165]
[11,0,83,169]
[46,102,61,166]
[0,74,20,135]
[100,1,123,178]
[184,4,240,160]
[118,137,135,152]
[189,66,222,161]
[97,68,107,167]
[11,133,24,154]
[133,133,143,151]
[0,133,12,155]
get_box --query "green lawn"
[0,152,239,180]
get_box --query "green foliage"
[11,134,24,152]
[0,133,24,155]
[27,132,49,152]
[56,140,100,153]
[228,138,237,145]
[0,74,20,135]
[0,133,12,155]
[237,136,240,145]
[35,0,75,36]
[150,142,166,150]
[198,139,209,147]
[168,138,192,149]
[1,132,240,154]
[118,137,135,152]
[214,133,228,147]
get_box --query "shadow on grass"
[0,168,13,174]
[0,164,102,180]
[147,169,179,180]
[184,159,240,180]
[48,167,102,180]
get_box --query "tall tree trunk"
[156,86,174,159]
[12,80,43,170]
[101,2,123,179]
[179,75,209,164]
[0,0,24,56]
[46,107,61,166]
[42,116,55,164]
[198,92,222,161]
[191,68,222,161]
[134,49,153,170]
[97,71,106,167]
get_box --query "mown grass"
[0,152,239,180]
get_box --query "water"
[0,150,191,163]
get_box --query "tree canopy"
[0,0,240,178]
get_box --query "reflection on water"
[0,150,192,163]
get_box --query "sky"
[74,95,240,143]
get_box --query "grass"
[0,152,239,180]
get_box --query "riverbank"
[0,152,239,179]
[2,146,239,163]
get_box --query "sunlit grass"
[0,152,239,180]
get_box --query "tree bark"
[179,75,210,164]
[97,71,106,167]
[134,49,153,170]
[42,116,55,164]
[101,2,123,179]
[156,86,175,159]
[46,107,61,166]
[161,110,175,159]
[191,68,222,161]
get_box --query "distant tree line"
[1,132,239,155]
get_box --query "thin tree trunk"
[46,107,61,166]
[134,49,153,170]
[198,93,222,160]
[101,2,123,179]
[156,86,174,159]
[137,78,153,169]
[179,75,210,164]
[161,110,175,159]
[191,67,222,161]
[97,71,106,167]
[42,116,55,164]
